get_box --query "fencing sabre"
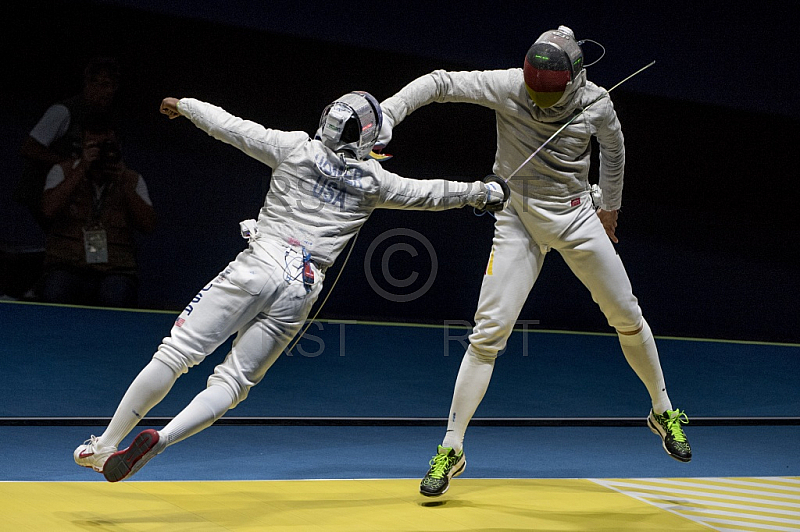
[505,60,656,182]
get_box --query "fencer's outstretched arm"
[378,71,625,218]
[381,70,510,124]
[378,70,512,147]
[376,172,506,213]
[158,97,507,213]
[159,97,306,169]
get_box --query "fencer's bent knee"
[207,365,254,408]
[153,339,207,375]
[468,317,516,359]
[601,297,643,331]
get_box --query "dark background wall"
[1,0,797,343]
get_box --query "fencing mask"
[318,91,383,160]
[523,26,584,108]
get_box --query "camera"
[88,138,123,181]
[98,139,122,165]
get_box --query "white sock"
[98,359,180,448]
[159,384,234,447]
[617,319,672,414]
[441,346,496,452]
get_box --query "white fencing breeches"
[154,242,323,408]
[442,192,655,451]
[470,192,643,357]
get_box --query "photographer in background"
[38,120,157,308]
[17,57,123,227]
[3,57,123,302]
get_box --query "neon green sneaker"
[648,409,692,462]
[419,445,466,497]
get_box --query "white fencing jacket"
[177,98,488,269]
[380,69,626,210]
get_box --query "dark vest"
[44,162,140,275]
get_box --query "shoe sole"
[648,415,692,463]
[75,460,107,473]
[103,429,164,482]
[420,456,466,497]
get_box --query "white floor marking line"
[591,477,800,532]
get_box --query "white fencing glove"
[480,174,510,212]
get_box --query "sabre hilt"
[481,174,511,212]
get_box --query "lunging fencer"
[376,26,692,497]
[74,91,509,482]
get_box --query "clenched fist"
[160,97,182,119]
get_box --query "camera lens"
[99,140,121,164]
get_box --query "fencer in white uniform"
[377,26,692,497]
[74,90,508,482]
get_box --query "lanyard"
[91,182,109,222]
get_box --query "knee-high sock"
[617,319,672,414]
[99,359,180,448]
[159,384,234,447]
[441,346,496,452]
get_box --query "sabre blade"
[506,61,656,181]
[607,60,656,93]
